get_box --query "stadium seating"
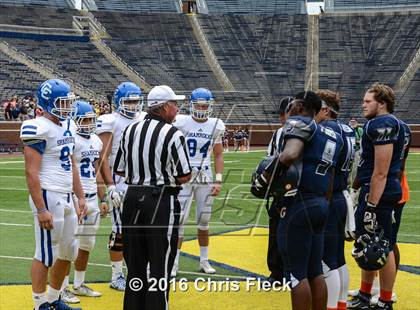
[93,0,179,12]
[205,0,306,14]
[332,0,420,10]
[0,51,45,100]
[318,13,420,121]
[0,0,70,8]
[93,12,220,92]
[2,38,128,98]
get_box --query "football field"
[0,150,419,309]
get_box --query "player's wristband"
[37,207,48,214]
[215,173,223,183]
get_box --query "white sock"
[372,276,380,295]
[60,275,69,292]
[47,285,61,304]
[322,262,340,308]
[111,260,123,281]
[74,270,86,289]
[174,249,181,266]
[33,291,47,310]
[338,264,350,302]
[200,246,209,262]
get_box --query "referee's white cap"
[147,85,186,107]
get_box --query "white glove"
[349,188,360,206]
[107,185,123,209]
[343,189,356,241]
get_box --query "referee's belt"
[192,166,209,171]
[128,185,180,196]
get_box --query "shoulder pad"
[96,113,116,134]
[91,134,103,149]
[214,118,226,132]
[20,118,48,143]
[173,114,189,129]
[366,115,399,145]
[283,116,316,141]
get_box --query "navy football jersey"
[321,120,356,191]
[282,116,343,195]
[399,120,411,162]
[357,114,404,197]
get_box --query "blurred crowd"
[1,95,111,120]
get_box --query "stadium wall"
[1,122,420,148]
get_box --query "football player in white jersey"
[20,79,85,310]
[96,82,147,290]
[60,101,105,303]
[172,88,225,276]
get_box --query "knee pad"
[79,235,96,253]
[108,231,123,252]
[197,206,211,231]
[58,238,78,262]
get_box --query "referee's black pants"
[122,185,180,310]
[267,201,284,280]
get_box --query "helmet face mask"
[73,100,97,137]
[113,82,143,119]
[51,94,77,121]
[189,88,214,120]
[119,96,143,118]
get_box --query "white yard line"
[0,161,24,164]
[0,209,31,213]
[0,222,31,227]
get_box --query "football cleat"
[171,262,179,278]
[199,260,216,274]
[73,284,102,297]
[110,273,126,291]
[371,293,397,305]
[347,291,371,309]
[61,288,80,304]
[36,302,52,310]
[371,299,394,309]
[50,298,82,310]
[348,286,379,297]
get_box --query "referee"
[114,85,191,310]
[265,96,292,284]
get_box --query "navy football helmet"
[251,156,300,199]
[73,100,96,137]
[190,88,214,120]
[37,79,76,121]
[113,82,143,118]
[352,229,390,271]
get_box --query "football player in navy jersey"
[348,83,405,310]
[252,91,343,310]
[315,90,356,310]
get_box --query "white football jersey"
[96,111,147,167]
[20,117,76,193]
[174,115,225,168]
[74,133,103,195]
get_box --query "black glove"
[363,201,377,234]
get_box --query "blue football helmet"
[352,229,390,271]
[73,100,96,137]
[190,88,214,120]
[113,82,143,118]
[37,79,76,121]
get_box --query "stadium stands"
[93,0,179,12]
[93,12,220,92]
[2,38,128,98]
[0,0,70,8]
[0,51,45,100]
[318,13,420,120]
[329,0,420,11]
[205,0,306,14]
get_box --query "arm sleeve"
[170,131,191,177]
[282,117,316,142]
[20,119,47,145]
[366,117,399,145]
[95,114,114,135]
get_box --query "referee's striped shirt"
[267,127,284,156]
[114,114,191,187]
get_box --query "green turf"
[0,151,419,284]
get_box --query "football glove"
[363,202,377,234]
[107,185,123,209]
